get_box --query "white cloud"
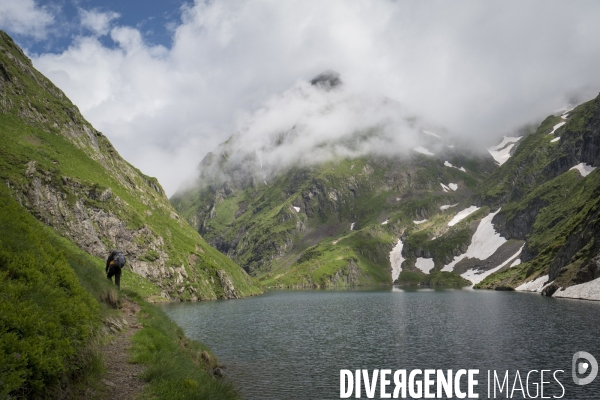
[0,0,54,39]
[79,8,120,36]
[27,0,600,196]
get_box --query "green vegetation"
[0,30,249,399]
[0,185,104,398]
[0,184,239,398]
[173,152,495,287]
[476,94,600,289]
[126,291,238,400]
[0,30,261,301]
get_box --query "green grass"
[125,291,238,400]
[0,182,240,399]
[0,30,261,301]
[173,151,495,288]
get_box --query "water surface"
[161,287,600,399]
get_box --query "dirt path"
[100,299,146,400]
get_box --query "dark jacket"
[106,250,120,273]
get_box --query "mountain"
[0,31,261,301]
[173,72,600,299]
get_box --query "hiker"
[106,249,126,289]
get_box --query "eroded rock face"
[21,174,170,281]
[216,269,239,299]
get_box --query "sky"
[2,0,600,196]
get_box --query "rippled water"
[161,287,600,399]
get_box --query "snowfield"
[423,130,441,139]
[440,203,458,211]
[487,136,522,165]
[415,257,435,274]
[515,274,551,292]
[442,209,507,271]
[570,162,596,177]
[389,239,405,282]
[414,146,435,156]
[444,161,467,172]
[549,121,566,135]
[460,246,522,285]
[553,277,600,300]
[447,206,480,227]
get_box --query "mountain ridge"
[0,30,261,301]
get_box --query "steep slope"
[474,96,600,295]
[0,31,261,300]
[173,68,600,298]
[172,73,497,288]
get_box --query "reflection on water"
[161,287,600,399]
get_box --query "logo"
[572,351,598,386]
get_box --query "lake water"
[161,287,600,399]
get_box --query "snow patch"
[389,239,405,282]
[488,136,522,151]
[461,247,521,285]
[549,121,566,135]
[515,275,551,292]
[293,206,300,213]
[443,210,507,272]
[550,137,560,143]
[487,136,522,165]
[423,130,441,139]
[444,161,467,172]
[561,113,569,120]
[350,222,355,231]
[488,143,515,165]
[415,257,435,274]
[569,163,596,177]
[440,183,450,192]
[553,277,600,301]
[381,220,388,225]
[448,206,480,227]
[440,203,459,211]
[510,258,521,268]
[413,219,427,225]
[448,183,458,191]
[414,146,435,156]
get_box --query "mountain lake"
[161,287,600,399]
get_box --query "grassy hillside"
[476,95,600,290]
[173,137,495,287]
[0,183,239,399]
[0,30,261,300]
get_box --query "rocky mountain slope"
[0,31,261,301]
[173,71,600,299]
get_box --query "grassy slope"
[476,96,600,289]
[0,31,261,300]
[173,151,494,287]
[0,184,238,399]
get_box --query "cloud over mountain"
[3,0,600,194]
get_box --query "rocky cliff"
[0,31,262,300]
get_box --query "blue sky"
[16,0,191,54]
[2,1,600,195]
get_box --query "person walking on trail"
[106,249,126,289]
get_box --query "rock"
[310,70,342,90]
[216,269,239,299]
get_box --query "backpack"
[111,251,126,268]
